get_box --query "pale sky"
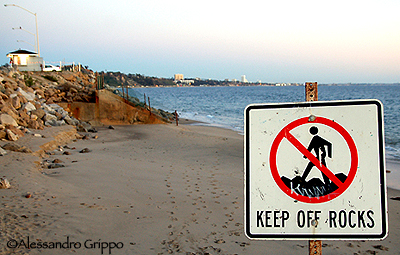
[1,0,400,83]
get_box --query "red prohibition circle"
[269,116,358,203]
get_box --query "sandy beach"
[1,122,400,255]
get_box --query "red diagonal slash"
[285,131,343,187]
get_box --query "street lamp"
[12,26,36,52]
[5,4,40,57]
[17,40,35,49]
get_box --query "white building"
[174,74,184,81]
[6,49,43,71]
[241,75,248,83]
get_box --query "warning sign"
[244,100,387,240]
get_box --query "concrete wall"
[60,89,168,126]
[18,57,43,72]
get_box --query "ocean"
[128,84,400,161]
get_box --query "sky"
[1,0,400,83]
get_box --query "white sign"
[244,100,387,240]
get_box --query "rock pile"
[0,66,96,144]
[46,77,96,104]
[0,66,175,145]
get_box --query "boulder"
[0,114,18,127]
[21,102,36,112]
[63,73,77,82]
[0,104,19,120]
[42,104,56,115]
[46,95,60,104]
[47,163,65,169]
[18,110,30,125]
[19,93,28,104]
[54,111,63,119]
[6,129,18,141]
[0,130,6,139]
[11,95,21,109]
[45,88,56,97]
[0,178,10,189]
[77,122,95,132]
[2,143,32,153]
[28,119,44,129]
[4,81,17,90]
[34,101,42,110]
[31,109,46,119]
[0,147,7,156]
[26,87,34,93]
[79,148,91,153]
[48,103,64,111]
[35,89,44,98]
[16,117,28,127]
[63,115,79,126]
[45,119,66,126]
[0,91,8,100]
[3,88,13,97]
[6,69,16,78]
[7,125,24,137]
[43,113,57,122]
[16,87,35,101]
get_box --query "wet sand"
[1,123,399,254]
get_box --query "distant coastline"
[110,83,400,89]
[101,71,400,88]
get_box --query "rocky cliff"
[0,67,173,144]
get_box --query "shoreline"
[385,160,400,191]
[183,119,400,191]
[1,123,399,254]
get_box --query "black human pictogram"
[280,125,348,198]
[301,126,332,186]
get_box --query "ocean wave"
[386,146,400,161]
[132,85,400,158]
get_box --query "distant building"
[174,74,194,86]
[180,80,194,85]
[241,75,248,83]
[174,74,184,81]
[6,49,43,71]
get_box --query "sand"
[1,123,400,255]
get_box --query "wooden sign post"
[305,82,322,255]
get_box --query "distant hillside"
[101,72,175,87]
[100,71,303,87]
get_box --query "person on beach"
[174,110,179,126]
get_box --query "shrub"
[25,76,35,87]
